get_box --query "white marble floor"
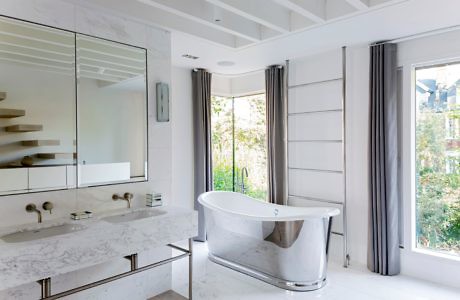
[171,242,460,300]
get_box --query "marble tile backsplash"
[0,0,174,298]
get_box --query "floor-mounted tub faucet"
[112,193,134,208]
[240,167,249,194]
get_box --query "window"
[415,63,460,257]
[211,94,267,201]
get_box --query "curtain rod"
[372,24,460,46]
[212,65,284,77]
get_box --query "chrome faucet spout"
[26,204,42,223]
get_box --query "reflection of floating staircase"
[1,91,74,167]
[22,140,60,146]
[0,93,25,118]
[37,153,76,159]
[0,108,26,118]
[5,124,43,132]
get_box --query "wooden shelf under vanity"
[5,124,43,132]
[22,140,60,146]
[0,108,26,118]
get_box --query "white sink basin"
[0,223,87,243]
[101,209,166,224]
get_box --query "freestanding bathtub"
[198,191,340,291]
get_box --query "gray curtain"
[192,69,213,242]
[368,43,400,275]
[265,65,287,205]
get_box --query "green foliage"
[212,163,267,201]
[212,162,234,192]
[416,109,460,254]
[211,94,268,202]
[445,202,460,245]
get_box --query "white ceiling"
[70,0,460,74]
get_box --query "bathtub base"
[208,253,327,292]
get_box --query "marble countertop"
[0,206,197,291]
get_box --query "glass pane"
[415,63,460,257]
[0,16,76,194]
[76,34,147,187]
[211,96,234,191]
[234,94,267,201]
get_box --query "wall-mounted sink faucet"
[26,201,54,223]
[42,201,53,214]
[26,204,42,223]
[112,193,134,208]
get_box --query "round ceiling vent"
[217,61,235,67]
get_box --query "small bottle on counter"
[70,211,93,220]
[146,192,162,207]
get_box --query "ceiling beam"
[91,0,245,48]
[205,0,290,33]
[137,0,263,42]
[272,0,326,23]
[344,0,369,10]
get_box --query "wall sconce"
[156,82,169,122]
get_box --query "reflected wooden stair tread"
[5,124,43,132]
[5,162,72,168]
[37,153,75,159]
[0,108,25,118]
[22,140,60,146]
[0,92,6,101]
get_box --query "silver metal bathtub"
[199,191,339,292]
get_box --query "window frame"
[210,91,267,199]
[401,56,460,263]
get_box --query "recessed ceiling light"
[217,61,235,67]
[182,54,199,60]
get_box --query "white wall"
[287,49,347,264]
[344,45,371,267]
[171,66,194,210]
[287,46,372,269]
[212,71,265,97]
[0,1,173,299]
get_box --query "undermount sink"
[0,223,87,244]
[101,209,166,224]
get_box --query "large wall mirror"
[0,16,148,195]
[76,34,148,187]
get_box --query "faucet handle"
[42,201,53,214]
[25,203,37,212]
[123,192,133,200]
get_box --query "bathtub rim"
[208,252,328,292]
[198,191,340,222]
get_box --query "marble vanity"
[0,206,197,295]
